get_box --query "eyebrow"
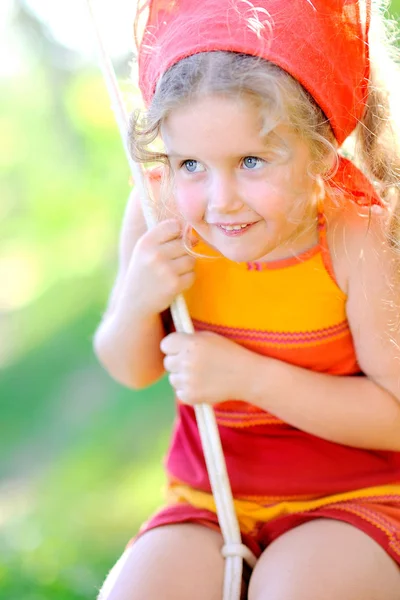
[165,152,189,158]
[165,149,279,159]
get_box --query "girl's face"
[162,94,320,263]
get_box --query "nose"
[207,172,244,213]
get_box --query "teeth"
[220,224,248,231]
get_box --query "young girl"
[94,0,400,598]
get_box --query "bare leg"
[248,518,400,600]
[98,523,225,600]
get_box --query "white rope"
[85,2,257,598]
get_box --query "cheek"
[243,180,283,215]
[174,183,206,223]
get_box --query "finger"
[152,219,182,244]
[162,237,193,260]
[168,377,190,405]
[160,332,183,355]
[171,385,195,406]
[172,254,196,275]
[168,373,181,390]
[179,270,196,291]
[163,354,179,373]
[176,390,187,404]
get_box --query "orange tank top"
[182,210,360,429]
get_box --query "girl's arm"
[245,203,400,450]
[93,184,166,388]
[95,174,196,390]
[246,355,400,451]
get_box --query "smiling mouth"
[215,222,259,236]
[219,223,250,231]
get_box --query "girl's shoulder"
[324,189,392,295]
[326,192,399,399]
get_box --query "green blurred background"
[1,1,399,598]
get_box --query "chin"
[218,245,269,263]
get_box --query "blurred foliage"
[1,1,400,599]
[0,2,174,599]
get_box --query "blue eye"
[182,160,204,173]
[242,156,264,170]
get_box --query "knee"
[248,572,292,600]
[96,524,225,600]
[96,556,133,600]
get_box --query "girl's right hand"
[119,219,196,316]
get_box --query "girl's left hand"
[160,331,255,405]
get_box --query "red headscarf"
[137,0,382,206]
[137,0,371,145]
